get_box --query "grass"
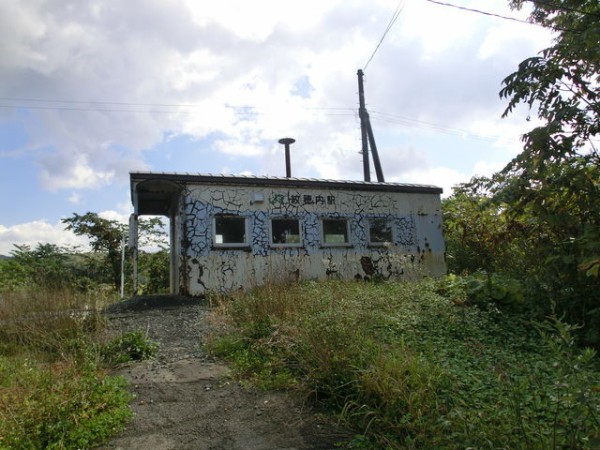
[0,287,155,449]
[207,279,600,449]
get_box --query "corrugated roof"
[130,171,443,194]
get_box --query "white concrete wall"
[178,184,445,295]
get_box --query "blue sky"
[0,0,552,255]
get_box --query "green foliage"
[137,250,170,295]
[209,280,600,449]
[63,212,125,291]
[0,211,169,296]
[0,243,119,295]
[443,162,600,346]
[0,357,132,450]
[442,183,520,275]
[481,0,600,346]
[0,244,79,292]
[137,216,169,250]
[439,272,525,308]
[507,316,600,449]
[100,331,158,365]
[59,212,170,295]
[0,287,133,449]
[502,0,600,160]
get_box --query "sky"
[0,0,554,255]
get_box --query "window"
[214,215,247,246]
[322,218,350,245]
[271,218,302,246]
[369,218,393,245]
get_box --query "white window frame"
[213,215,249,248]
[321,217,352,247]
[270,217,303,248]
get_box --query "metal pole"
[120,234,126,299]
[278,138,295,178]
[366,117,385,182]
[357,69,370,182]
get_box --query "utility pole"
[357,69,385,183]
[357,69,371,182]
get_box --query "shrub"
[100,331,158,365]
[0,287,134,449]
[208,280,600,449]
[0,355,132,449]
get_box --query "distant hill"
[0,255,9,260]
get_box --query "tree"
[0,243,79,290]
[63,212,125,290]
[501,0,600,168]
[446,0,600,345]
[62,212,170,294]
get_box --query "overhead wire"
[0,97,357,117]
[369,110,504,142]
[363,0,405,71]
[423,0,584,31]
[423,0,540,26]
[0,96,508,143]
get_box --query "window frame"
[270,217,303,248]
[367,217,394,247]
[321,217,352,247]
[213,214,249,248]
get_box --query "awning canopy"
[133,178,182,216]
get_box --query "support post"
[357,69,371,182]
[366,118,385,182]
[128,211,139,296]
[120,234,126,299]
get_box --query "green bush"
[0,287,135,449]
[100,331,158,365]
[208,280,600,449]
[0,355,132,449]
[438,272,525,309]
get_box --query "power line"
[0,97,355,112]
[0,99,356,117]
[0,97,202,109]
[363,0,405,71]
[424,0,542,27]
[369,110,503,141]
[0,97,512,143]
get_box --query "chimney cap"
[278,137,295,145]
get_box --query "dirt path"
[99,296,351,450]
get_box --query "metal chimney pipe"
[278,138,295,178]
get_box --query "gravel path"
[98,296,351,450]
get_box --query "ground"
[98,296,352,450]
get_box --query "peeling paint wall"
[176,184,445,295]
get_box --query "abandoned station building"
[129,172,446,296]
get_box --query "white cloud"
[0,0,553,236]
[40,152,115,191]
[68,192,81,205]
[0,220,90,255]
[98,209,130,224]
[472,160,506,178]
[399,166,468,198]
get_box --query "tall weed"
[208,279,600,449]
[0,287,134,449]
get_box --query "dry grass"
[0,288,111,353]
[207,279,600,449]
[0,287,133,448]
